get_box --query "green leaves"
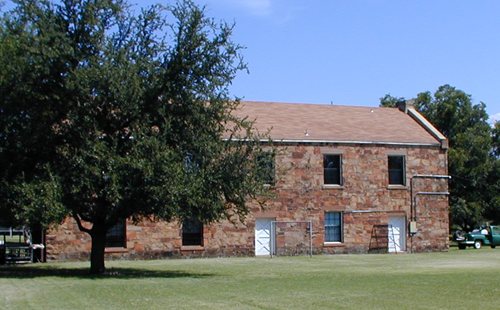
[1,1,271,273]
[4,166,66,228]
[1,0,265,235]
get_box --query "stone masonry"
[46,142,449,261]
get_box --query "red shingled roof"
[233,101,442,146]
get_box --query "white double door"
[255,218,275,256]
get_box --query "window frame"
[323,154,343,186]
[324,211,343,243]
[388,155,406,186]
[105,218,127,248]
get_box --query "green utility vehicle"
[456,225,500,250]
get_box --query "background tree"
[380,85,496,230]
[484,121,500,224]
[379,94,406,109]
[0,0,268,274]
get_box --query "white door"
[388,216,406,253]
[255,218,274,256]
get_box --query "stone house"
[44,101,449,261]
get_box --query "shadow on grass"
[0,265,213,279]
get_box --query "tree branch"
[73,213,92,234]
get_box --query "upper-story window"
[256,152,275,186]
[323,154,342,185]
[388,155,406,186]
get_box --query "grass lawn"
[1,248,499,309]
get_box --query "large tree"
[1,0,268,274]
[381,85,497,230]
[484,121,500,224]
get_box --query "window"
[106,219,126,248]
[323,154,342,185]
[256,152,275,185]
[388,155,406,185]
[182,218,203,246]
[324,212,342,242]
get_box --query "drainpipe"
[409,174,451,253]
[410,174,450,221]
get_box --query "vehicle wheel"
[491,245,496,249]
[458,244,466,250]
[473,240,482,249]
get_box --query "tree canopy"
[0,0,268,274]
[381,85,499,230]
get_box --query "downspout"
[410,174,451,222]
[410,174,451,253]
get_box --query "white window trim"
[324,211,343,243]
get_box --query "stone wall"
[46,143,449,261]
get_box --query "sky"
[3,0,500,122]
[186,0,500,123]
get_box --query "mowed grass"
[1,248,499,310]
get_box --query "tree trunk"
[90,223,107,275]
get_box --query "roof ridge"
[240,100,394,110]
